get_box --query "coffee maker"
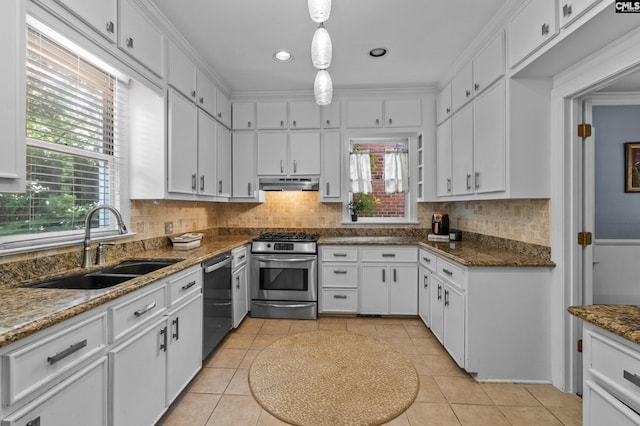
[431,213,450,235]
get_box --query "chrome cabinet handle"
[134,301,157,317]
[563,4,572,17]
[236,275,240,289]
[333,294,347,299]
[465,89,471,97]
[475,171,480,190]
[191,90,196,98]
[624,370,640,388]
[423,257,431,263]
[47,339,87,364]
[218,180,223,193]
[423,275,428,288]
[280,160,284,173]
[172,317,179,340]
[248,182,252,196]
[333,253,347,257]
[293,160,297,173]
[541,23,550,36]
[191,173,196,191]
[382,253,396,258]
[446,107,450,114]
[382,269,386,282]
[326,182,330,196]
[442,268,453,276]
[199,97,204,104]
[160,326,167,351]
[333,270,348,274]
[393,268,397,282]
[474,83,480,91]
[444,289,450,306]
[181,280,197,291]
[466,173,471,191]
[106,21,114,34]
[437,284,442,300]
[126,37,134,48]
[200,175,205,191]
[447,178,452,193]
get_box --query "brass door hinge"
[577,123,592,138]
[578,339,583,353]
[577,232,593,246]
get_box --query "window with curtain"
[0,25,126,244]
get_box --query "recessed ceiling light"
[369,47,387,58]
[273,50,293,62]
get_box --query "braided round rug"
[248,330,418,426]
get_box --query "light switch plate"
[164,221,173,234]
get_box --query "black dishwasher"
[202,252,233,360]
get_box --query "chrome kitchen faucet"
[81,205,127,268]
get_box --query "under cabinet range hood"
[259,178,319,191]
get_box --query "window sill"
[0,231,137,256]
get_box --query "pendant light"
[311,24,332,69]
[314,69,333,106]
[308,0,331,23]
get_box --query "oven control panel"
[273,242,294,251]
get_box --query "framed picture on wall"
[625,142,640,192]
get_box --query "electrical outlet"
[164,222,173,234]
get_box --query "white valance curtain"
[383,149,408,193]
[349,151,372,194]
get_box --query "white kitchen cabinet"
[436,119,452,197]
[232,102,256,130]
[257,101,288,129]
[196,69,217,117]
[321,101,341,129]
[216,123,232,197]
[436,83,452,125]
[385,99,422,128]
[473,81,505,193]
[451,62,474,113]
[509,0,558,68]
[167,89,198,196]
[0,0,25,193]
[418,249,436,327]
[232,246,249,328]
[167,41,196,101]
[55,0,117,43]
[451,103,473,196]
[429,274,445,343]
[559,0,601,29]
[215,90,231,128]
[346,100,383,128]
[232,132,258,199]
[319,246,359,314]
[289,101,320,129]
[257,133,287,175]
[359,264,417,314]
[320,132,342,201]
[118,0,164,77]
[289,132,321,175]
[197,110,217,197]
[442,282,465,368]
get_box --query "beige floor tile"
[318,321,347,330]
[206,348,247,368]
[189,368,236,394]
[381,337,419,354]
[415,375,446,403]
[548,404,583,426]
[482,382,541,406]
[405,402,461,425]
[288,320,318,334]
[158,392,221,426]
[376,324,410,338]
[421,354,468,376]
[525,384,582,407]
[234,317,265,334]
[205,395,263,426]
[238,349,262,369]
[250,334,287,350]
[412,337,447,355]
[224,368,251,395]
[382,411,411,425]
[259,320,292,335]
[404,353,432,375]
[256,409,291,425]
[499,406,564,426]
[346,322,378,335]
[434,376,494,405]
[221,333,256,349]
[451,404,511,426]
[404,324,433,338]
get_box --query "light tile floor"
[157,316,582,426]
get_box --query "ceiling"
[150,0,512,95]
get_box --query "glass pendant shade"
[308,0,331,23]
[311,26,332,69]
[314,70,333,105]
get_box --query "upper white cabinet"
[257,133,287,175]
[196,110,217,197]
[321,101,341,129]
[346,99,422,128]
[289,101,320,129]
[473,81,506,194]
[231,133,259,200]
[0,0,25,193]
[118,0,164,77]
[196,69,217,117]
[289,132,321,175]
[257,132,320,176]
[451,62,473,113]
[451,103,474,196]
[559,0,600,28]
[167,41,196,101]
[55,0,117,43]
[320,132,342,201]
[232,102,256,130]
[436,119,452,197]
[257,102,288,129]
[436,83,452,125]
[215,90,231,128]
[216,124,232,197]
[167,89,198,195]
[346,100,383,128]
[508,0,558,68]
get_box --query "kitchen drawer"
[2,313,107,406]
[109,284,167,342]
[232,245,248,269]
[585,380,640,426]
[322,289,358,313]
[437,257,462,286]
[419,248,437,272]
[321,265,358,288]
[321,246,358,262]
[588,329,640,408]
[360,246,417,263]
[168,266,202,307]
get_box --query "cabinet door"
[232,133,257,198]
[472,30,505,95]
[197,110,217,197]
[320,132,342,201]
[257,133,288,175]
[289,132,321,175]
[215,89,231,128]
[55,0,117,42]
[419,265,431,327]
[232,103,256,130]
[289,101,320,129]
[436,120,452,197]
[508,0,558,68]
[216,124,232,197]
[167,41,196,100]
[360,266,388,314]
[436,83,452,125]
[257,102,287,129]
[451,61,473,113]
[196,69,217,117]
[444,283,465,368]
[346,100,383,128]
[168,90,198,195]
[233,266,248,328]
[167,294,202,404]
[473,81,505,193]
[430,275,445,343]
[385,99,422,127]
[118,0,164,77]
[321,101,341,129]
[109,319,167,426]
[388,265,418,315]
[451,103,473,195]
[559,0,600,29]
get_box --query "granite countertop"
[318,236,556,267]
[0,235,253,348]
[568,305,640,345]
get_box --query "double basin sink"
[24,259,182,290]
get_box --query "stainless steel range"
[250,232,319,320]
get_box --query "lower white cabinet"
[360,265,417,315]
[319,246,359,314]
[418,249,436,327]
[442,282,465,368]
[232,245,249,328]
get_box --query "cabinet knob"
[541,23,550,36]
[562,4,572,17]
[465,89,471,97]
[293,120,297,127]
[199,97,204,104]
[248,121,252,128]
[326,119,330,126]
[126,37,134,48]
[106,21,115,34]
[474,83,480,91]
[446,107,450,114]
[191,90,196,98]
[218,112,222,118]
[280,120,284,127]
[388,118,393,125]
[375,118,380,125]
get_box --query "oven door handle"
[252,301,316,309]
[252,255,315,263]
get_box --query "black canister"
[431,213,450,235]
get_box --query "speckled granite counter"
[0,235,253,348]
[569,305,640,345]
[318,236,555,267]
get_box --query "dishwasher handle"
[203,254,232,273]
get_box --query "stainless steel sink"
[23,259,181,290]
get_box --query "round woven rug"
[248,330,418,426]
